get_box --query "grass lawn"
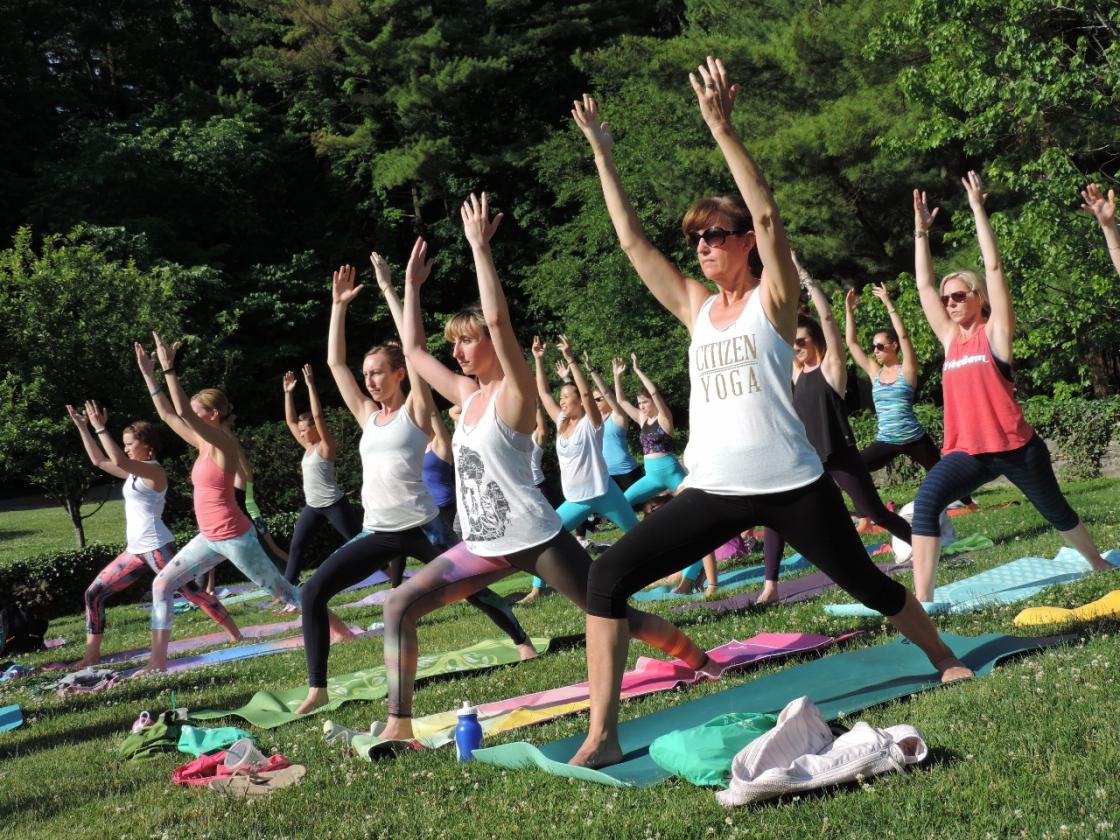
[2,480,1120,839]
[0,496,125,565]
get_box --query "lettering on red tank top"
[694,333,761,402]
[943,353,989,372]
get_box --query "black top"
[792,366,856,462]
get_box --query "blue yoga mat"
[0,704,23,733]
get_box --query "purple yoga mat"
[675,562,911,613]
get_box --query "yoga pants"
[612,466,644,493]
[587,477,908,619]
[622,455,688,508]
[303,523,527,687]
[861,433,974,507]
[284,497,363,584]
[85,542,230,635]
[151,529,299,631]
[383,529,701,718]
[912,435,1078,537]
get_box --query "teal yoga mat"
[631,554,811,602]
[0,704,23,733]
[471,632,1066,787]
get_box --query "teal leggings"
[623,455,705,581]
[531,479,637,588]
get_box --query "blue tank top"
[872,369,925,444]
[422,450,456,508]
[601,419,639,475]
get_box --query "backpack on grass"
[0,602,48,656]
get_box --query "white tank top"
[681,291,822,495]
[122,467,175,554]
[530,442,545,486]
[302,447,345,509]
[453,388,562,556]
[358,407,438,532]
[555,413,609,502]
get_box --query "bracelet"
[162,366,176,375]
[887,309,897,315]
[94,427,108,435]
[914,230,928,239]
[149,386,163,398]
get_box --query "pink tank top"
[941,325,1033,455]
[192,444,251,540]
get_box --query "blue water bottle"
[454,701,483,762]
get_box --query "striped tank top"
[871,369,925,445]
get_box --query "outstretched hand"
[302,364,315,385]
[845,288,858,312]
[461,193,503,249]
[531,335,546,360]
[405,237,434,287]
[581,351,593,370]
[134,342,157,377]
[688,56,738,133]
[332,265,363,306]
[961,170,988,208]
[913,189,940,232]
[629,352,643,375]
[612,356,626,376]
[65,403,87,428]
[85,399,108,429]
[1081,183,1116,228]
[557,334,575,362]
[790,250,813,289]
[151,332,179,372]
[571,94,615,157]
[283,371,297,393]
[369,251,392,291]
[554,360,571,382]
[870,283,892,308]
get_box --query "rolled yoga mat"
[193,635,552,728]
[1014,589,1120,627]
[352,632,859,754]
[471,632,1069,787]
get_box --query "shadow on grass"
[0,528,37,543]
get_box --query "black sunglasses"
[686,226,745,248]
[794,336,810,348]
[872,342,890,351]
[940,290,973,306]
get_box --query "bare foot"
[695,654,724,680]
[517,641,538,661]
[754,580,780,606]
[569,734,623,769]
[379,717,415,741]
[672,577,701,595]
[76,656,101,668]
[225,630,243,643]
[1090,558,1116,573]
[294,688,330,715]
[130,663,166,678]
[330,626,356,644]
[516,588,542,605]
[856,517,872,534]
[935,656,974,683]
[703,583,719,599]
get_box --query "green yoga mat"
[194,636,550,728]
[472,632,1066,787]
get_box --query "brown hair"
[191,388,232,421]
[635,387,652,402]
[444,305,490,342]
[364,341,406,370]
[873,327,900,347]
[797,314,827,350]
[681,194,763,275]
[123,420,161,457]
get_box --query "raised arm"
[1081,183,1120,280]
[796,256,847,395]
[428,408,453,462]
[611,357,642,424]
[870,284,918,387]
[572,95,710,328]
[151,332,236,459]
[66,403,128,479]
[691,57,799,339]
[629,353,673,434]
[962,171,1013,360]
[532,336,561,423]
[584,352,626,430]
[327,265,377,426]
[135,341,200,447]
[533,401,549,448]
[559,335,600,427]
[282,371,306,448]
[913,189,956,348]
[302,364,335,460]
[844,289,877,378]
[84,400,166,489]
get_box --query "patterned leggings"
[150,529,300,631]
[383,529,707,719]
[85,542,230,635]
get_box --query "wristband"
[150,386,164,398]
[914,230,928,239]
[162,367,176,376]
[94,427,108,435]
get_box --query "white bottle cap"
[459,701,477,716]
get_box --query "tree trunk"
[64,484,87,549]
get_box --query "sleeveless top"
[530,442,545,486]
[601,419,639,474]
[639,419,674,455]
[122,465,175,554]
[453,388,562,556]
[871,369,925,444]
[555,413,609,502]
[792,367,857,462]
[681,292,822,495]
[358,407,438,532]
[941,325,1033,455]
[422,449,456,509]
[302,447,345,509]
[192,444,251,541]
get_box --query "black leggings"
[284,497,363,584]
[861,433,974,507]
[587,476,908,618]
[912,434,1078,536]
[763,445,911,580]
[301,525,528,687]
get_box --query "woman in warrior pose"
[67,400,239,666]
[756,258,913,604]
[293,255,532,714]
[375,194,717,742]
[907,173,1111,602]
[569,57,972,767]
[1081,183,1120,279]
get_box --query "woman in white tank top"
[373,193,718,743]
[567,56,972,769]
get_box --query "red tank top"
[941,325,1033,455]
[192,443,252,541]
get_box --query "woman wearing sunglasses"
[568,56,972,769]
[756,259,914,604]
[907,172,1112,604]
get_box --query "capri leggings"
[531,479,639,589]
[151,529,300,631]
[587,476,908,619]
[85,542,230,635]
[283,496,363,584]
[383,529,706,718]
[762,444,911,582]
[912,435,1078,537]
[861,433,974,508]
[302,522,527,687]
[622,455,688,507]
